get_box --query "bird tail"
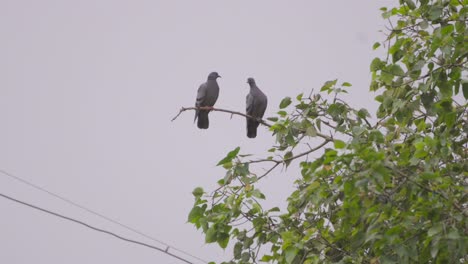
[197,111,209,129]
[247,119,259,138]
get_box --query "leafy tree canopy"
[189,1,467,263]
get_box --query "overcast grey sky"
[1,1,393,263]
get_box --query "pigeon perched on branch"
[246,77,267,138]
[194,72,221,129]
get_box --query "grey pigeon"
[246,77,267,138]
[194,72,221,129]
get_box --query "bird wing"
[257,92,267,118]
[194,82,207,122]
[195,83,207,107]
[246,93,255,116]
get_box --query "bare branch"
[257,162,281,181]
[171,106,271,127]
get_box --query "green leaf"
[428,6,443,20]
[373,42,381,50]
[334,139,346,149]
[352,126,366,136]
[320,79,337,92]
[216,147,240,166]
[261,255,273,262]
[233,242,243,259]
[389,64,405,76]
[284,151,293,167]
[188,206,204,223]
[357,108,370,119]
[278,110,287,117]
[296,93,303,101]
[381,71,394,85]
[268,207,280,212]
[280,97,292,109]
[267,117,278,122]
[315,119,322,131]
[414,149,428,158]
[344,181,354,195]
[241,252,250,262]
[370,58,384,71]
[217,232,230,249]
[455,20,466,33]
[342,82,352,87]
[250,189,266,199]
[285,133,295,145]
[192,187,204,198]
[392,50,404,63]
[419,20,429,29]
[284,247,298,264]
[308,181,320,192]
[403,0,416,9]
[412,60,425,72]
[416,119,426,131]
[306,126,317,137]
[205,226,217,243]
[382,10,393,19]
[375,95,384,102]
[445,112,456,128]
[441,24,454,36]
[428,62,434,71]
[414,141,425,150]
[428,224,443,237]
[389,39,402,55]
[447,229,460,240]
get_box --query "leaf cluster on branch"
[183,1,468,263]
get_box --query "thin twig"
[284,139,332,163]
[257,163,281,181]
[247,140,331,165]
[321,120,353,137]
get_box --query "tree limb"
[171,106,271,127]
[172,106,333,140]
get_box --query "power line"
[0,192,194,264]
[0,169,208,264]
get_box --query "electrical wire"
[0,169,208,264]
[0,192,194,264]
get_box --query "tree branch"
[171,106,271,127]
[284,139,332,163]
[172,106,333,140]
[257,162,281,181]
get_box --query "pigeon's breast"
[204,82,219,106]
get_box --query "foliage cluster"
[189,1,467,263]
